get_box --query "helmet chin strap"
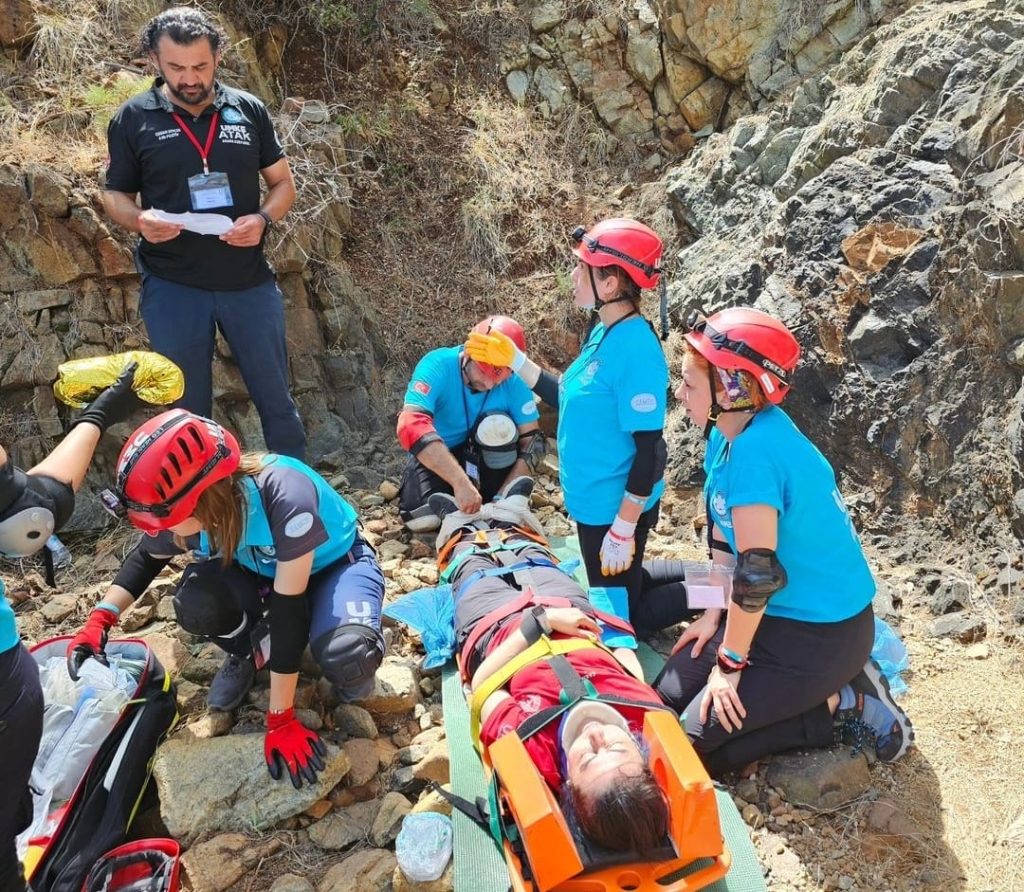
[588,265,634,311]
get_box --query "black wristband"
[258,209,274,231]
[518,606,551,645]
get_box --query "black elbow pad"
[732,548,787,613]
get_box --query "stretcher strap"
[469,636,603,750]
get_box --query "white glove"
[600,516,637,576]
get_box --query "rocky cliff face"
[662,0,1024,547]
[0,120,391,525]
[2,0,1022,549]
[500,0,897,158]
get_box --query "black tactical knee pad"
[311,624,385,696]
[173,561,262,637]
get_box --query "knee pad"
[312,623,385,695]
[173,562,262,637]
[732,548,787,613]
[0,466,75,558]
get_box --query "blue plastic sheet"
[588,586,637,650]
[871,615,910,697]
[384,585,456,668]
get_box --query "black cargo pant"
[654,604,874,776]
[0,642,44,892]
[399,443,508,522]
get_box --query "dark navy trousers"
[0,643,43,892]
[139,271,307,460]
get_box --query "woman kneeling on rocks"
[66,410,385,789]
[653,307,912,776]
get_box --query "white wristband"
[510,348,527,373]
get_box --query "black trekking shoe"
[404,504,441,532]
[207,654,256,712]
[834,657,914,762]
[427,493,460,521]
[499,475,534,502]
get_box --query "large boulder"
[154,735,350,844]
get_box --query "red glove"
[264,707,327,789]
[66,607,119,680]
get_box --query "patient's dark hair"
[565,764,669,855]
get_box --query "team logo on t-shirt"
[579,360,600,386]
[413,381,430,395]
[522,399,538,416]
[630,393,657,413]
[712,491,731,526]
[285,512,315,538]
[219,123,251,145]
[221,106,244,124]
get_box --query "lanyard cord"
[171,110,219,175]
[460,354,492,439]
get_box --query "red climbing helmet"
[571,218,663,289]
[684,307,801,404]
[110,409,241,533]
[469,315,527,382]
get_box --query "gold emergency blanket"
[53,351,184,408]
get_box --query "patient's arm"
[612,647,644,681]
[470,627,531,692]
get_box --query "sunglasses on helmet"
[685,309,791,385]
[569,225,660,279]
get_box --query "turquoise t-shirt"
[704,405,875,623]
[0,578,17,654]
[558,317,668,525]
[403,346,539,447]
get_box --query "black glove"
[72,362,146,433]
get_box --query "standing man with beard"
[101,7,307,459]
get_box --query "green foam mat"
[442,662,765,892]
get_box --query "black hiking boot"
[499,475,535,502]
[427,492,461,521]
[834,657,914,762]
[208,653,256,711]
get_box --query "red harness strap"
[459,587,637,682]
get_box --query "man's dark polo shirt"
[105,80,285,291]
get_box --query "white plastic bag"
[396,813,453,882]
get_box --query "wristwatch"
[257,209,274,232]
[520,606,552,644]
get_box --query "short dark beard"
[165,79,213,107]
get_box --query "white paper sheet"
[150,209,235,236]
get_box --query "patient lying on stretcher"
[428,485,673,856]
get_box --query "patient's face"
[565,720,645,792]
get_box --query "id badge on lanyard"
[172,110,234,211]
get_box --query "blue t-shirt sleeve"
[403,349,448,414]
[508,377,540,426]
[723,446,786,514]
[614,335,667,433]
